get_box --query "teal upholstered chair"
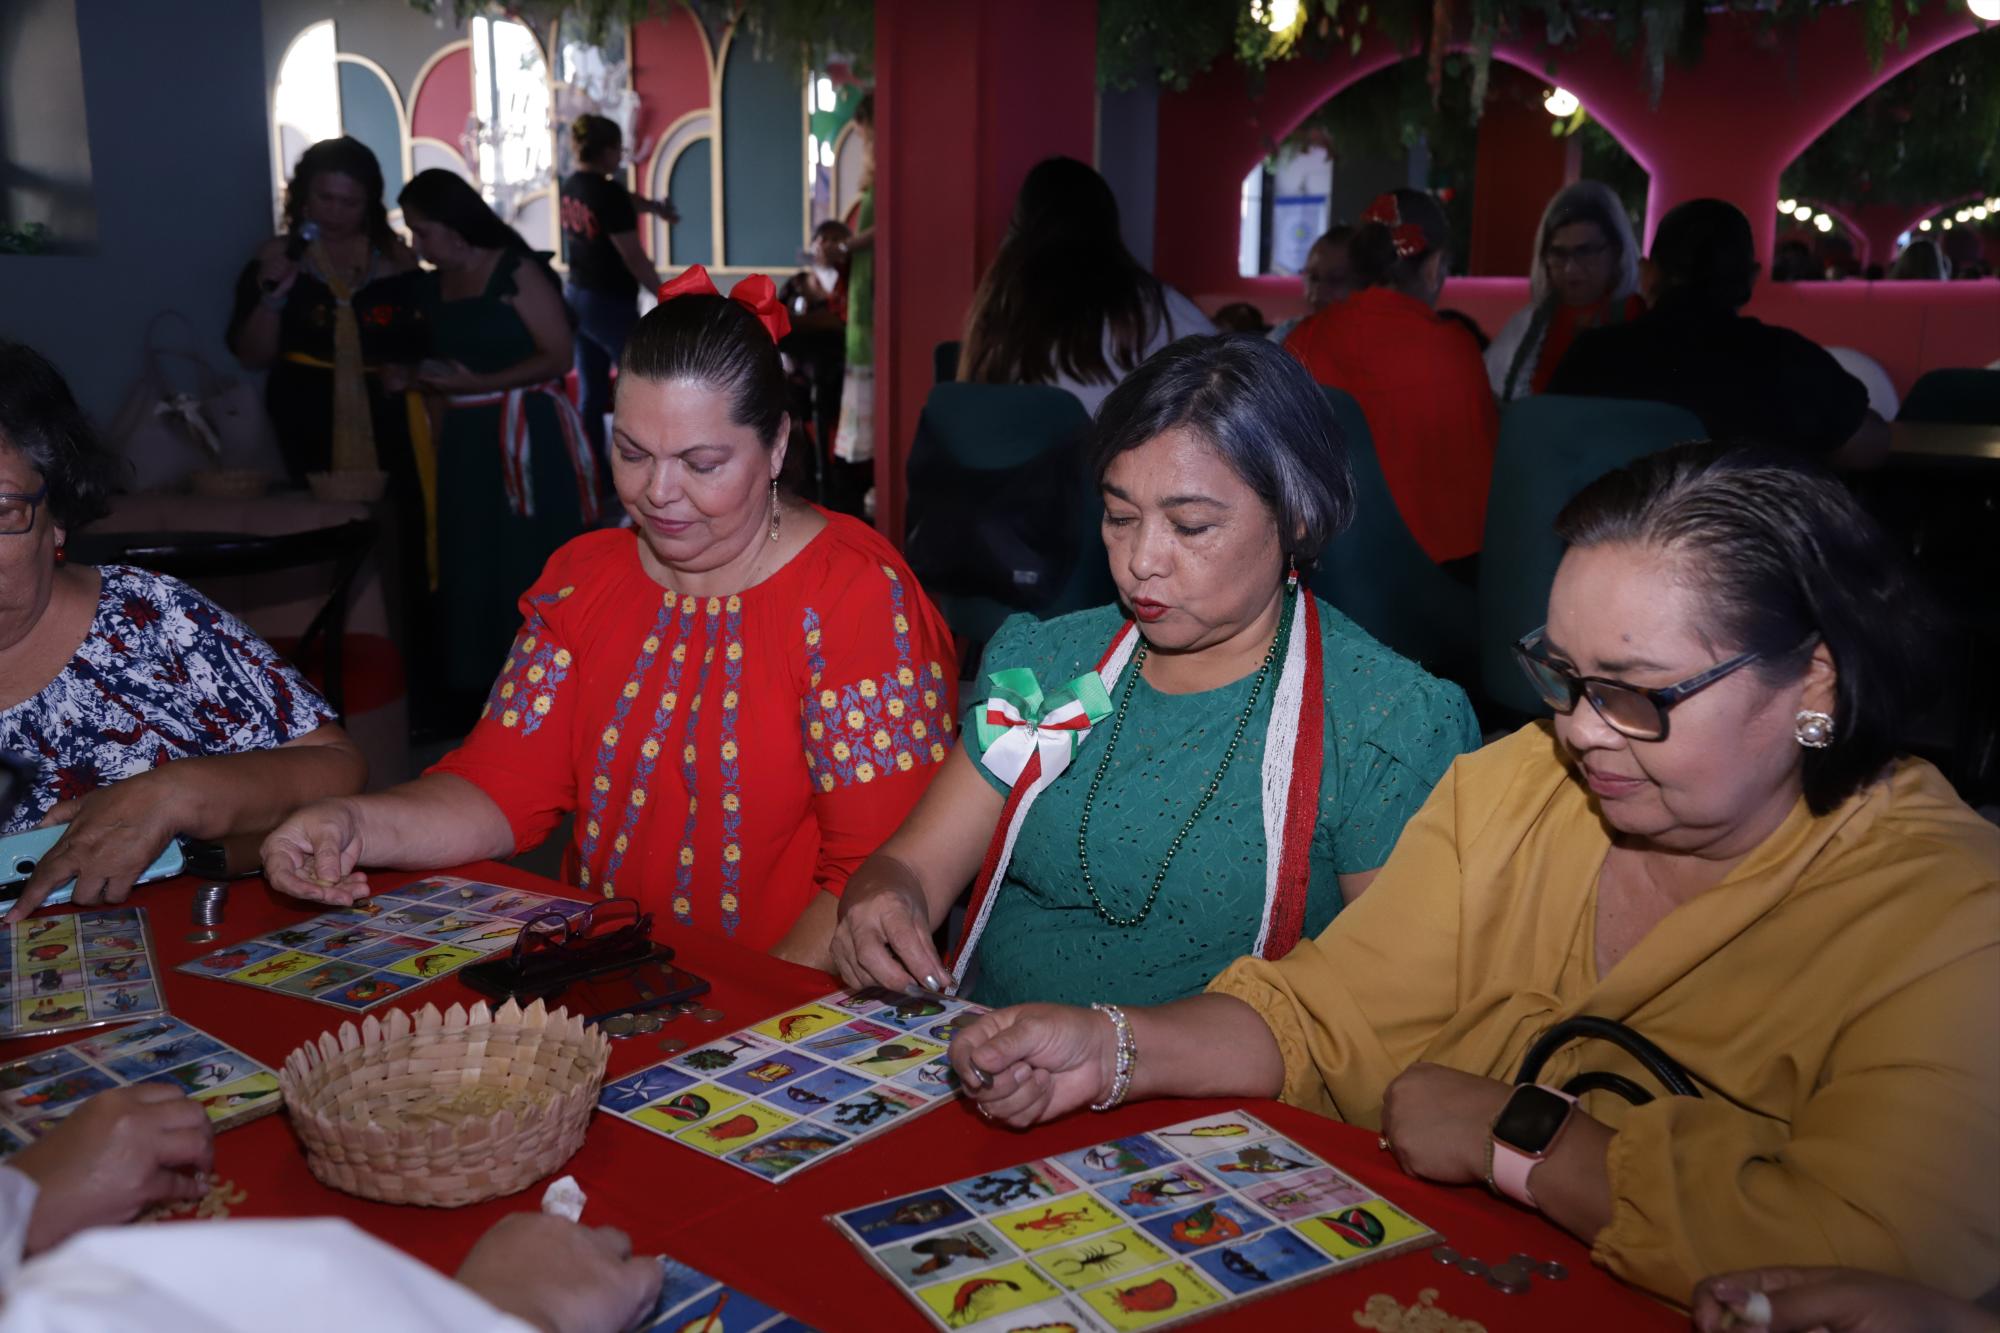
[1309,387,1476,683]
[1479,395,1705,715]
[1898,369,2000,425]
[904,383,1115,674]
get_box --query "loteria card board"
[0,907,165,1039]
[830,1109,1440,1332]
[0,1016,284,1154]
[176,876,587,1012]
[596,986,985,1183]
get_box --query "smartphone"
[0,824,189,910]
[564,956,712,1024]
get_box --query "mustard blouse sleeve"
[1594,944,2000,1303]
[1207,756,1470,1129]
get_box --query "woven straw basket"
[279,998,609,1207]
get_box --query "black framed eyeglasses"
[0,484,49,536]
[509,896,651,974]
[1544,241,1610,269]
[1513,626,1799,742]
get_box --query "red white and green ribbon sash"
[947,583,1325,987]
[448,381,602,526]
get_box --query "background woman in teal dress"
[399,170,597,714]
[832,335,1479,1007]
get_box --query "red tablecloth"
[6,867,1683,1332]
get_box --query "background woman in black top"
[226,137,432,720]
[559,114,677,482]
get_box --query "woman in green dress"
[398,170,599,711]
[832,334,1479,1007]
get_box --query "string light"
[1777,199,1797,216]
[1968,0,1999,22]
[1976,206,1992,221]
[1544,87,1580,118]
[1813,213,1834,233]
[815,77,836,113]
[1920,219,1933,231]
[1943,218,1955,230]
[806,133,819,184]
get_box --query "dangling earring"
[768,477,781,544]
[1794,709,1835,749]
[1284,555,1299,592]
[53,543,66,566]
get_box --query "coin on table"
[1485,1259,1532,1295]
[694,1007,725,1023]
[658,1037,688,1055]
[600,1015,636,1037]
[1430,1246,1464,1267]
[632,1012,663,1034]
[1536,1261,1567,1281]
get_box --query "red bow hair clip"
[1360,194,1429,261]
[656,264,793,344]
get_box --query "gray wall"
[1,0,98,249]
[1097,79,1158,269]
[0,0,272,420]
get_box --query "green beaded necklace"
[1075,591,1295,930]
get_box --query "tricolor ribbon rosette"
[974,668,1113,789]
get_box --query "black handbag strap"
[1516,1015,1704,1104]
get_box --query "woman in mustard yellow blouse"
[948,442,2000,1306]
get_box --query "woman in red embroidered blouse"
[261,269,958,965]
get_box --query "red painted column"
[870,0,1098,544]
[1465,74,1569,275]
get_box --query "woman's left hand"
[416,359,479,393]
[8,779,184,921]
[1378,1063,1513,1185]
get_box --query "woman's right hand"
[254,238,299,301]
[830,874,949,993]
[949,1004,1117,1129]
[260,799,371,905]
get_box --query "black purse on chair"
[1515,1016,1703,1106]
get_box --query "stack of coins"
[187,883,228,944]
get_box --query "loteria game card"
[636,1256,817,1332]
[830,1109,1439,1332]
[175,876,588,1013]
[596,987,982,1183]
[0,907,166,1039]
[0,1016,283,1152]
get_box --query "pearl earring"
[1794,709,1835,749]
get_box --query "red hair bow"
[1360,193,1429,261]
[656,264,793,344]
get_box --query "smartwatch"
[1488,1084,1577,1208]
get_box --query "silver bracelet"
[1090,1002,1137,1112]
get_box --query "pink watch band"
[1490,1086,1576,1208]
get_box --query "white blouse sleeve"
[0,1216,535,1333]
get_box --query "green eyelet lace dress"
[961,599,1480,1008]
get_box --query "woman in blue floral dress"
[0,341,365,916]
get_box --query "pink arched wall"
[1155,7,1997,394]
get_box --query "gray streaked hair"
[1528,180,1642,308]
[1090,333,1354,570]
